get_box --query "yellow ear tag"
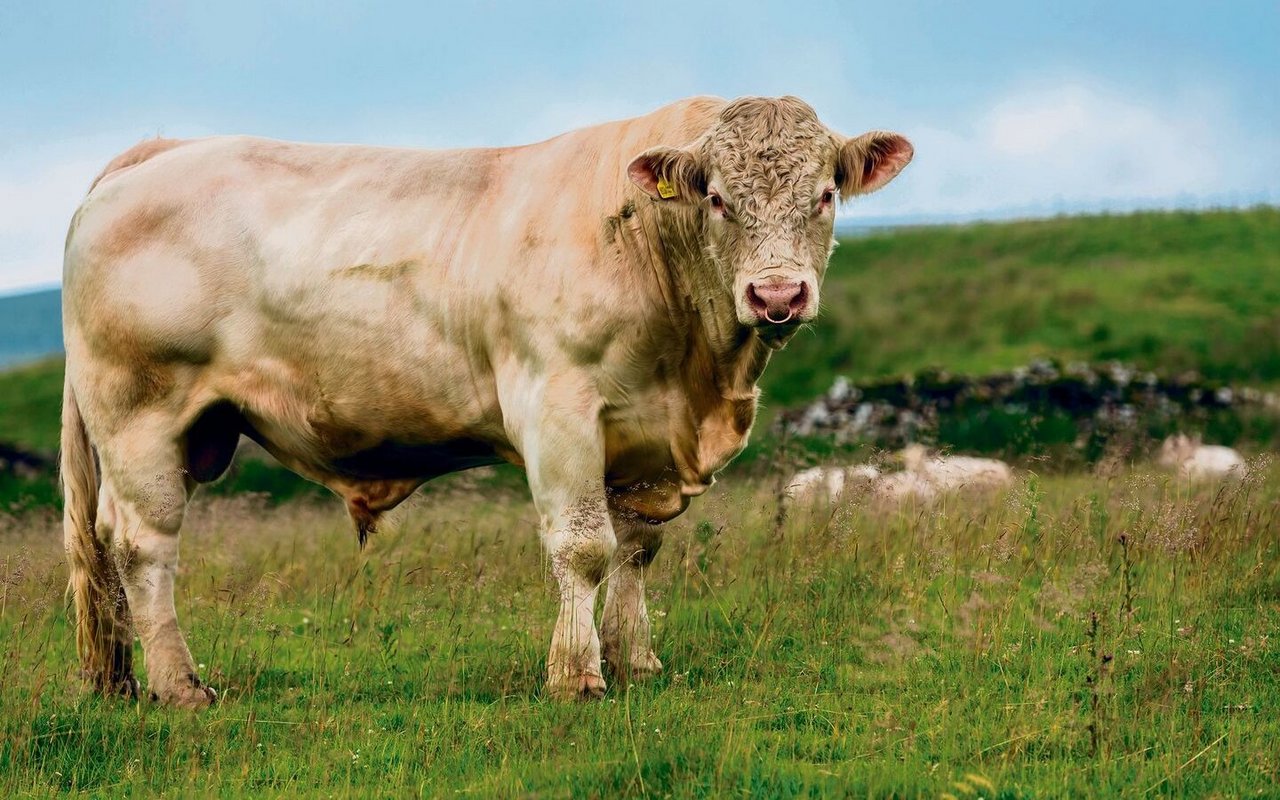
[656,176,677,199]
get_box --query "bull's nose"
[746,281,809,325]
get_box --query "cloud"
[851,80,1279,220]
[0,151,101,294]
[0,127,216,295]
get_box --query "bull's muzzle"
[745,280,810,326]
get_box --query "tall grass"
[1,464,1276,796]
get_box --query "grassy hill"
[0,357,63,453]
[767,206,1280,405]
[2,206,1278,456]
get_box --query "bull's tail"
[61,376,135,694]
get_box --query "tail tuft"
[61,376,135,695]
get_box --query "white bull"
[60,96,912,705]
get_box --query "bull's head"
[628,96,912,345]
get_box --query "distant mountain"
[0,288,61,369]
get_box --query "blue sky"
[1,1,1276,294]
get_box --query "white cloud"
[0,153,100,294]
[851,80,1279,220]
[0,126,216,295]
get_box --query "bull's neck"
[622,199,771,396]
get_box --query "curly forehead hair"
[698,96,836,226]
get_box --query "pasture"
[2,463,1278,796]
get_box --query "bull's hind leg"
[601,514,664,682]
[98,415,215,708]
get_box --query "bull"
[60,96,911,705]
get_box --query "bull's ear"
[627,146,705,203]
[836,131,913,197]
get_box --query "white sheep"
[1158,434,1245,481]
[899,444,1015,492]
[783,464,881,506]
[869,468,938,507]
[782,447,1014,513]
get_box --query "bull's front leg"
[601,513,664,682]
[542,492,614,699]
[522,385,616,700]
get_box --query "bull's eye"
[819,189,836,208]
[708,193,724,211]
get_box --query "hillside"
[2,207,1277,455]
[0,357,63,453]
[764,206,1280,405]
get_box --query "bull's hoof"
[82,670,140,699]
[545,670,607,701]
[604,648,664,684]
[114,675,142,699]
[149,675,218,709]
[630,650,664,679]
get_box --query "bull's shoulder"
[88,138,192,193]
[616,96,727,134]
[662,95,728,122]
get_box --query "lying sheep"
[1158,434,1245,481]
[869,468,938,506]
[782,447,1014,514]
[900,444,1015,492]
[783,464,881,505]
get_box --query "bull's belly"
[233,399,511,480]
[242,421,513,528]
[326,438,506,481]
[209,335,512,485]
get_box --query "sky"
[0,1,1276,295]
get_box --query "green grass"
[0,357,63,454]
[1,466,1277,797]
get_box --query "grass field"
[1,463,1278,797]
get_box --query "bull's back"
[66,96,726,351]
